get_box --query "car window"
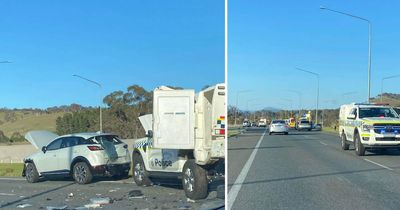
[272,120,285,124]
[61,137,86,148]
[359,107,398,118]
[90,135,123,145]
[300,120,309,124]
[47,138,63,151]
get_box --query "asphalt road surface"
[0,176,224,209]
[228,127,400,210]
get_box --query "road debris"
[46,205,68,210]
[177,203,191,210]
[90,197,112,205]
[128,190,144,199]
[16,203,33,208]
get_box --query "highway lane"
[228,127,400,210]
[0,176,223,209]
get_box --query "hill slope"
[0,110,65,137]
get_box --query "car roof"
[59,132,116,139]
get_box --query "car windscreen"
[272,120,285,124]
[300,120,309,124]
[359,107,398,118]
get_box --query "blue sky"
[0,1,224,109]
[229,0,400,110]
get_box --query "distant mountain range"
[262,107,282,112]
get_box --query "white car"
[269,120,289,135]
[22,131,131,184]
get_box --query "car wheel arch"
[70,156,92,173]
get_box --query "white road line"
[228,130,266,210]
[319,141,328,146]
[364,158,393,171]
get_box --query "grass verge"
[322,126,338,134]
[0,163,24,177]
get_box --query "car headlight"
[362,124,373,132]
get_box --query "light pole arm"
[73,74,103,132]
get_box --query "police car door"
[345,108,357,140]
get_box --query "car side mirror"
[42,146,47,153]
[347,114,356,120]
[146,130,153,138]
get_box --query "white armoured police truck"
[132,84,226,199]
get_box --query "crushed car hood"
[25,130,59,149]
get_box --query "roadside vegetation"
[228,93,400,132]
[0,163,24,177]
[0,84,190,143]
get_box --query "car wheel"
[285,132,288,135]
[133,153,152,186]
[269,132,272,135]
[73,162,93,184]
[341,132,349,150]
[354,133,365,156]
[25,162,39,183]
[182,159,208,200]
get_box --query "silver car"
[296,120,312,131]
[269,120,289,135]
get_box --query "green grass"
[0,111,64,137]
[0,163,24,177]
[228,125,242,137]
[322,126,338,134]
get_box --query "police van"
[339,103,400,156]
[132,84,225,199]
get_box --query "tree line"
[55,84,153,139]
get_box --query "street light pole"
[73,74,103,133]
[381,74,400,102]
[321,6,372,103]
[296,67,320,125]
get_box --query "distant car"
[296,120,312,131]
[313,123,322,131]
[243,120,251,127]
[251,122,257,127]
[258,118,267,127]
[23,131,131,184]
[269,119,289,135]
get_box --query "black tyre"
[73,162,93,184]
[133,153,152,186]
[182,160,208,200]
[354,133,366,156]
[284,132,288,135]
[25,162,39,183]
[269,132,272,135]
[341,132,349,150]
